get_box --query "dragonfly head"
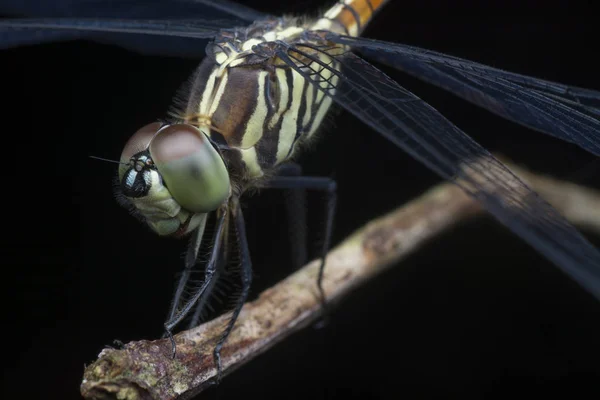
[117,122,231,237]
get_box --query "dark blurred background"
[2,1,600,399]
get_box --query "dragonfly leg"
[187,216,232,330]
[213,197,252,383]
[270,162,308,269]
[187,254,226,329]
[163,216,208,330]
[261,175,337,322]
[163,206,228,358]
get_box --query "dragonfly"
[2,0,600,381]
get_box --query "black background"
[2,1,600,399]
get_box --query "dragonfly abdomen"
[312,0,389,37]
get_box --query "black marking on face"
[121,150,156,198]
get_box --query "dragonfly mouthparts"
[172,214,193,239]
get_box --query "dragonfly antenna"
[89,155,128,166]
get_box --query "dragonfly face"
[118,122,230,237]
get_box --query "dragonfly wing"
[0,18,238,57]
[276,44,600,299]
[1,0,270,22]
[189,0,273,22]
[0,0,264,21]
[325,33,600,157]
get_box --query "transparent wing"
[0,0,269,56]
[0,18,235,38]
[275,43,600,299]
[324,33,600,157]
[0,0,271,22]
[190,0,272,22]
[0,17,239,57]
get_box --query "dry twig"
[81,162,600,400]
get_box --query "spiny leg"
[187,250,226,329]
[261,175,337,318]
[164,206,228,358]
[165,214,208,325]
[271,162,307,269]
[319,180,337,311]
[187,218,234,329]
[188,214,231,329]
[213,197,252,383]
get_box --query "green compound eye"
[149,124,230,213]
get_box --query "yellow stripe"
[309,60,338,138]
[309,96,332,138]
[240,147,263,178]
[311,18,334,32]
[242,38,263,51]
[315,54,333,104]
[207,70,229,117]
[276,69,304,162]
[215,52,228,64]
[241,71,268,148]
[268,68,290,130]
[229,58,246,67]
[324,3,345,19]
[277,26,305,39]
[263,31,277,41]
[302,80,314,128]
[198,69,219,115]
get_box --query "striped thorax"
[117,0,384,236]
[182,20,340,182]
[182,0,384,181]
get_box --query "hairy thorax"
[176,17,342,186]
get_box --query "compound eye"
[120,122,162,163]
[149,124,230,213]
[149,124,204,164]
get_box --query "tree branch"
[81,162,600,400]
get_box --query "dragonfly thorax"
[208,18,305,66]
[117,122,230,237]
[183,21,340,181]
